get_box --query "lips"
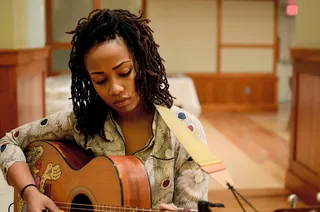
[113,97,131,107]
[114,97,130,104]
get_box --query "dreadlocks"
[67,9,174,145]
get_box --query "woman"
[0,9,208,212]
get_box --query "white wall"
[277,4,296,103]
[0,0,45,49]
[294,0,320,48]
[221,1,274,45]
[221,0,274,73]
[0,1,15,48]
[148,0,217,73]
[23,0,46,48]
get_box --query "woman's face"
[84,37,141,113]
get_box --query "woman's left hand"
[160,203,179,211]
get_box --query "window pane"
[52,49,70,73]
[52,0,93,43]
[221,1,274,44]
[101,0,142,16]
[221,48,274,73]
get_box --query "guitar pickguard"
[17,145,62,212]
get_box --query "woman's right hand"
[24,186,62,212]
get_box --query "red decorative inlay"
[75,124,82,133]
[187,124,194,132]
[35,159,42,170]
[13,130,20,138]
[162,179,170,188]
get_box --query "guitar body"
[14,141,151,212]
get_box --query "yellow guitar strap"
[155,104,234,188]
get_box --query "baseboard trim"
[201,103,278,113]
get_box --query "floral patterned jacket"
[0,105,209,209]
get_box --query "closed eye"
[96,79,106,84]
[119,69,132,77]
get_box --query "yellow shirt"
[0,105,209,209]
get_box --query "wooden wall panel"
[0,68,18,136]
[285,48,320,205]
[17,60,47,126]
[185,73,277,112]
[0,48,49,137]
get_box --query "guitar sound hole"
[71,194,94,212]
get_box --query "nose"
[109,83,124,96]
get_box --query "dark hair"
[67,9,174,145]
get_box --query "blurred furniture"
[0,48,49,136]
[167,75,201,117]
[45,0,146,76]
[285,48,320,205]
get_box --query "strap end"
[201,162,225,173]
[201,163,234,189]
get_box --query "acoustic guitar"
[13,140,182,212]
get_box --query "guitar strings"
[54,201,151,210]
[57,205,159,212]
[56,205,183,212]
[58,206,144,212]
[53,201,185,212]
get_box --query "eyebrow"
[90,60,130,75]
[112,60,130,70]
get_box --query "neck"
[115,101,154,123]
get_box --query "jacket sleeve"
[0,108,76,182]
[172,113,209,209]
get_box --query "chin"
[114,105,135,113]
[113,101,140,113]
